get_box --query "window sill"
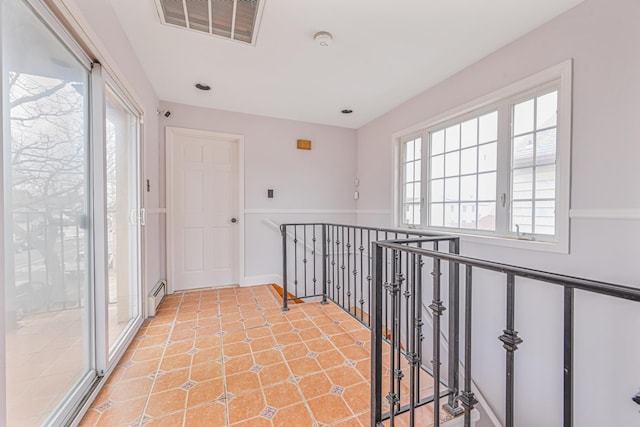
[394,226,569,254]
[458,232,568,254]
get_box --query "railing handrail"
[280,222,448,238]
[375,240,640,302]
[281,222,640,301]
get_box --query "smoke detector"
[314,31,333,47]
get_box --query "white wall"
[61,0,162,296]
[356,0,640,425]
[158,101,358,284]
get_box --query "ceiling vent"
[155,0,264,45]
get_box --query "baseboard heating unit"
[148,280,167,316]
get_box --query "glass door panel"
[105,87,141,354]
[2,0,93,425]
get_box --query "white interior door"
[167,128,239,291]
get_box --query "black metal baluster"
[44,214,50,310]
[331,225,338,302]
[312,225,317,296]
[340,226,345,308]
[408,252,418,426]
[460,265,478,427]
[445,238,463,416]
[387,249,401,425]
[281,225,289,311]
[335,225,340,307]
[321,225,328,304]
[75,216,81,307]
[60,212,66,310]
[338,225,342,307]
[371,243,384,427]
[303,225,307,297]
[367,230,373,327]
[403,250,411,410]
[26,213,33,300]
[405,243,411,352]
[415,242,423,400]
[347,226,352,313]
[499,273,523,427]
[395,251,404,412]
[564,286,574,427]
[352,227,358,317]
[430,241,445,427]
[359,228,365,322]
[327,225,331,301]
[384,231,389,343]
[294,226,299,298]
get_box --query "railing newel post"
[563,286,574,427]
[430,240,444,427]
[371,242,384,427]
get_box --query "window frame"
[398,132,425,228]
[392,60,573,253]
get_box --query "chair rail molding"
[569,208,640,220]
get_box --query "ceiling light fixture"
[341,108,353,114]
[195,83,211,91]
[314,31,333,47]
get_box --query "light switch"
[267,189,274,198]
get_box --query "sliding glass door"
[1,0,144,425]
[105,87,141,356]
[2,0,94,425]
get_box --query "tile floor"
[80,285,441,427]
[7,308,86,427]
[7,301,133,426]
[7,270,132,426]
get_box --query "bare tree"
[7,71,88,319]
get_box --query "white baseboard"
[242,274,282,287]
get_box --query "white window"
[428,111,498,232]
[510,90,558,236]
[400,135,423,226]
[396,61,572,252]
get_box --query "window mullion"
[495,103,511,236]
[422,130,429,227]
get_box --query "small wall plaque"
[297,139,312,150]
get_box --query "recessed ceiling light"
[314,31,333,47]
[195,83,211,91]
[341,109,353,114]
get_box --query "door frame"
[165,126,245,294]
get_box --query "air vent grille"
[156,0,262,45]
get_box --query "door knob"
[231,218,237,223]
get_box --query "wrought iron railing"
[280,223,640,427]
[9,210,87,317]
[280,223,464,423]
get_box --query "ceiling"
[108,0,583,129]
